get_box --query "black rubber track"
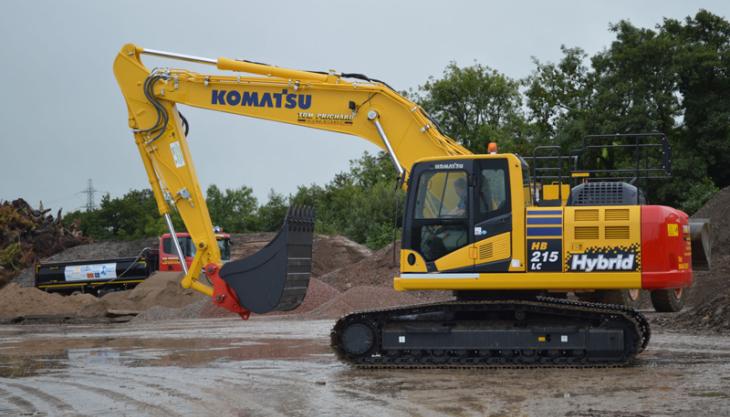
[331,297,650,369]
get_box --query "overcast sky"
[1,1,728,212]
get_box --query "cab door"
[403,160,475,272]
[471,159,513,271]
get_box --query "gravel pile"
[318,241,401,291]
[685,187,730,308]
[670,294,730,333]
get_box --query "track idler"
[216,206,315,314]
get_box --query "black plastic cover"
[568,182,645,206]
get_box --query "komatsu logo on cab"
[570,254,635,272]
[434,162,464,170]
[211,89,312,109]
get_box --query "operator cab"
[403,155,526,273]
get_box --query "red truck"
[158,232,231,271]
[35,232,231,295]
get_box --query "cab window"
[217,238,231,261]
[414,170,468,219]
[412,169,469,262]
[476,161,510,223]
[162,236,194,257]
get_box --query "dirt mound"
[319,241,400,291]
[0,283,105,321]
[671,294,730,333]
[196,277,342,320]
[305,285,421,319]
[0,272,204,323]
[229,233,275,259]
[102,272,204,311]
[0,199,87,286]
[230,233,372,278]
[311,235,373,277]
[686,186,730,308]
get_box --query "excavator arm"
[113,43,469,317]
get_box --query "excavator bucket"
[218,206,315,314]
[689,218,711,271]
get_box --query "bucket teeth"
[218,205,315,314]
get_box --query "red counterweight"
[641,205,693,290]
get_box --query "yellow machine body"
[395,154,643,291]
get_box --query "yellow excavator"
[113,44,710,366]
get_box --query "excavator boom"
[113,44,468,317]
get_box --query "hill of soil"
[0,272,201,323]
[304,286,421,319]
[685,186,730,308]
[318,241,401,291]
[229,233,373,278]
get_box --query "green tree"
[416,62,528,154]
[524,46,593,147]
[256,190,289,232]
[206,185,258,232]
[662,10,730,187]
[521,11,730,212]
[64,189,169,240]
[291,151,404,249]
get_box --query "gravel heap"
[685,187,730,308]
[670,294,730,333]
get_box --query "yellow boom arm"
[113,43,470,299]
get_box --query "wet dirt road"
[0,317,728,417]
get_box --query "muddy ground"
[0,316,728,417]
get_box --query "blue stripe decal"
[527,210,563,216]
[527,227,563,236]
[527,217,562,225]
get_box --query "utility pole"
[81,179,98,212]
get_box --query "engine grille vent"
[605,209,630,221]
[479,243,494,260]
[605,226,630,239]
[575,226,600,240]
[575,209,599,222]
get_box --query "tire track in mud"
[208,361,440,417]
[128,365,296,417]
[32,378,178,417]
[33,364,312,417]
[63,349,381,417]
[0,386,38,416]
[66,366,214,415]
[0,380,91,417]
[71,367,204,402]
